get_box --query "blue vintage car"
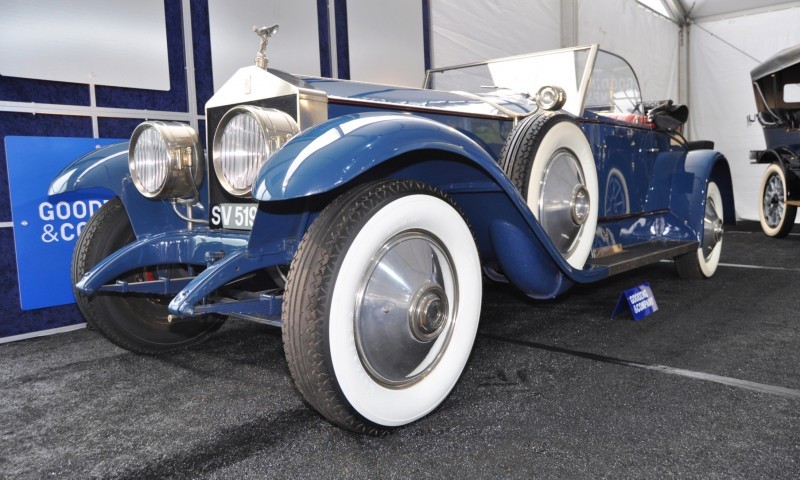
[749,44,800,237]
[50,32,734,434]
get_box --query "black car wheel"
[72,198,225,354]
[759,163,796,238]
[282,180,482,435]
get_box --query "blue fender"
[252,112,609,293]
[49,142,130,196]
[671,149,735,244]
[254,112,507,200]
[48,142,209,237]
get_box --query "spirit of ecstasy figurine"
[253,24,279,69]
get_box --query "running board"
[587,240,698,276]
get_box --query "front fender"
[49,142,129,196]
[48,141,209,237]
[252,111,608,292]
[253,112,501,201]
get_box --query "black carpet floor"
[2,223,799,479]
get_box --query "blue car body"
[51,44,734,322]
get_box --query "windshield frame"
[424,45,600,116]
[583,49,644,118]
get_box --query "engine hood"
[299,76,531,117]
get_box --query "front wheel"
[758,163,796,238]
[282,180,482,435]
[675,181,724,279]
[72,198,225,354]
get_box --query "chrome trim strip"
[576,44,598,116]
[326,96,512,121]
[89,83,98,138]
[448,90,524,120]
[425,44,598,74]
[182,0,200,132]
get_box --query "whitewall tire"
[675,181,724,279]
[759,163,796,238]
[282,180,482,435]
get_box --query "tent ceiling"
[676,0,799,19]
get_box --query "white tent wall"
[687,6,800,221]
[575,0,680,104]
[430,0,679,100]
[429,0,561,68]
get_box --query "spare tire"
[500,111,599,269]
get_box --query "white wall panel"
[688,7,800,220]
[209,0,320,91]
[430,0,560,68]
[0,0,169,90]
[347,0,425,87]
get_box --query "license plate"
[216,203,257,230]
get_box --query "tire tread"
[282,179,471,435]
[499,110,567,194]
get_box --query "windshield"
[426,46,643,119]
[584,50,642,115]
[425,46,593,115]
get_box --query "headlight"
[535,85,567,111]
[128,121,203,199]
[213,106,300,197]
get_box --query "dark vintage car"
[50,28,734,434]
[750,44,800,237]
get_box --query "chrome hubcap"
[571,185,590,225]
[702,195,723,260]
[763,173,785,228]
[539,148,589,256]
[409,284,448,342]
[355,231,456,388]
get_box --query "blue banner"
[6,137,124,310]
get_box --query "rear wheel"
[282,180,482,435]
[675,181,724,279]
[759,163,796,238]
[72,198,225,354]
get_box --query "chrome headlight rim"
[212,105,300,198]
[536,85,567,111]
[128,121,204,200]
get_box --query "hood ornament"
[253,24,279,70]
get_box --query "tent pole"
[560,0,577,48]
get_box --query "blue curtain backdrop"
[0,0,212,339]
[0,0,428,339]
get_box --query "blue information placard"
[611,282,658,321]
[6,136,124,310]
